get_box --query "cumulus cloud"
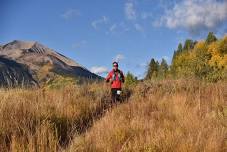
[113,54,125,62]
[156,0,227,34]
[90,66,108,74]
[91,16,109,30]
[61,9,80,19]
[125,1,137,20]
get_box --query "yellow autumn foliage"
[171,34,227,81]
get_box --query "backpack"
[111,70,123,82]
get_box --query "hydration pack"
[112,71,123,82]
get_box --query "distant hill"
[0,40,101,87]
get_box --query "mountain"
[0,56,38,87]
[0,40,101,87]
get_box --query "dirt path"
[61,89,132,149]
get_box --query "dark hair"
[112,61,118,67]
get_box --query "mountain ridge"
[0,40,101,87]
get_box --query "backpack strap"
[111,70,116,81]
[111,70,123,81]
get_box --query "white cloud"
[91,16,109,30]
[90,66,108,74]
[113,54,125,62]
[125,1,137,20]
[61,9,80,19]
[156,0,227,34]
[72,40,87,49]
[108,22,130,34]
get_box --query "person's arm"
[121,71,125,83]
[105,72,112,83]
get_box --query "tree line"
[146,32,227,82]
[125,32,227,84]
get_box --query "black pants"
[111,88,121,103]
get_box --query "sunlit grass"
[0,79,226,152]
[67,80,227,152]
[0,83,111,151]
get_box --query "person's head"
[112,62,118,71]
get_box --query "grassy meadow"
[0,79,226,152]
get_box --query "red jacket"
[106,69,124,89]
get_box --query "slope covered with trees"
[146,33,227,82]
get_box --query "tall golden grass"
[0,83,113,152]
[67,79,227,152]
[0,80,226,152]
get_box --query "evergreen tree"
[219,35,227,54]
[177,43,183,53]
[146,58,159,79]
[183,39,194,51]
[172,43,183,64]
[172,50,177,64]
[206,32,217,44]
[158,58,169,78]
[125,72,137,87]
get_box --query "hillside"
[0,34,226,151]
[0,80,226,152]
[171,33,227,81]
[145,33,227,82]
[0,40,100,87]
[68,80,227,152]
[0,56,38,87]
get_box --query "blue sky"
[1,0,227,78]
